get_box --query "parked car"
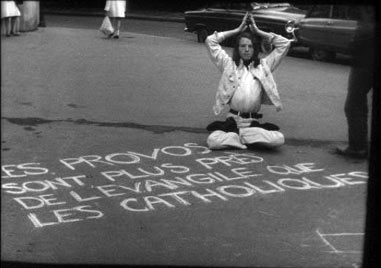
[285,5,368,61]
[184,2,307,44]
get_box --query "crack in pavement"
[2,116,343,147]
[2,116,206,134]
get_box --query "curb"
[45,10,185,23]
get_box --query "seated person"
[205,13,291,150]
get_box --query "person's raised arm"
[222,12,250,40]
[248,14,290,71]
[205,13,250,71]
[247,13,273,42]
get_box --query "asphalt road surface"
[45,14,353,65]
[46,14,196,42]
[1,15,369,267]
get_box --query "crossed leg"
[207,127,284,150]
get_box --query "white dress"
[1,1,21,18]
[105,0,126,18]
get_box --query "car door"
[225,2,249,31]
[203,6,232,33]
[190,2,232,34]
[203,2,246,33]
[325,5,358,54]
[298,5,333,49]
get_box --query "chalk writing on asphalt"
[1,143,368,228]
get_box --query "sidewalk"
[44,7,185,23]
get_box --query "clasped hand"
[238,12,258,33]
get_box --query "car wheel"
[309,48,336,61]
[197,29,208,43]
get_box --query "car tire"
[309,48,336,62]
[197,29,208,43]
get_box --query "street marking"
[316,229,364,254]
[1,142,368,228]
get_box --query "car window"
[207,1,252,10]
[208,1,229,9]
[321,5,366,21]
[332,5,347,19]
[250,2,290,10]
[346,6,363,20]
[230,2,250,10]
[308,5,332,18]
[282,6,308,14]
[295,5,313,13]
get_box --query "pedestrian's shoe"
[107,31,114,38]
[12,32,21,36]
[334,146,368,159]
[112,31,120,39]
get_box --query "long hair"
[232,31,261,68]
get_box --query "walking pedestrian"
[205,13,291,150]
[335,6,375,159]
[1,0,21,37]
[104,0,126,39]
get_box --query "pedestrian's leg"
[11,17,20,35]
[10,17,15,34]
[113,18,121,38]
[5,18,12,36]
[106,17,115,38]
[344,67,372,152]
[10,17,16,36]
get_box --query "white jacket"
[205,31,291,115]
